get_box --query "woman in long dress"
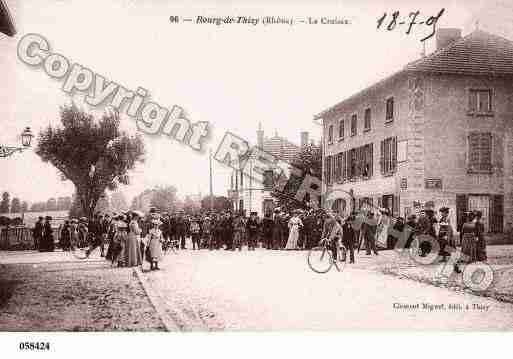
[285,211,303,250]
[376,208,391,249]
[145,218,164,270]
[114,215,129,267]
[125,212,142,267]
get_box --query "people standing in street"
[33,216,44,251]
[321,210,342,261]
[454,211,481,273]
[362,211,378,256]
[59,220,71,251]
[437,207,453,262]
[176,212,187,250]
[222,212,234,250]
[232,213,245,251]
[261,212,274,249]
[246,212,259,250]
[272,209,282,250]
[190,215,201,250]
[475,210,487,262]
[40,216,55,252]
[416,204,437,257]
[285,210,303,250]
[145,218,164,270]
[342,215,356,264]
[125,211,143,267]
[113,214,128,267]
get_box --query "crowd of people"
[31,201,488,271]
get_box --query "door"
[468,195,490,232]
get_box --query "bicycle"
[307,238,347,273]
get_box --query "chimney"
[436,28,462,50]
[257,122,264,148]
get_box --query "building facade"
[228,124,311,216]
[315,29,513,233]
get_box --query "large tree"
[111,191,129,213]
[36,104,145,219]
[21,201,29,213]
[200,195,232,212]
[0,192,10,214]
[46,198,57,211]
[10,197,21,213]
[270,144,322,212]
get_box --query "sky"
[1,0,512,205]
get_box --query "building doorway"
[468,195,490,232]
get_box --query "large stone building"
[315,28,513,233]
[228,124,312,216]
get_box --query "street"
[141,248,513,331]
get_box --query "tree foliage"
[10,197,21,213]
[36,104,145,219]
[149,186,178,213]
[270,144,322,212]
[200,196,232,212]
[0,192,10,214]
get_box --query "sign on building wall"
[400,177,407,190]
[425,178,442,189]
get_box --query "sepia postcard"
[1,0,513,357]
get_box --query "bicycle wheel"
[307,246,333,273]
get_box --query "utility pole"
[209,149,214,212]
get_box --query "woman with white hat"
[145,218,164,270]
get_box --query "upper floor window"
[328,125,334,143]
[385,97,394,123]
[469,89,492,113]
[468,132,492,173]
[338,119,344,140]
[380,136,397,175]
[351,114,357,136]
[364,108,371,131]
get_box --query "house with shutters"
[314,28,513,234]
[228,124,313,216]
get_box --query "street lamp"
[0,127,34,158]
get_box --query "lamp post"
[0,127,34,158]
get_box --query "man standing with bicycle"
[320,210,342,261]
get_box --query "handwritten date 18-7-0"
[377,8,445,42]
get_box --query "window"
[338,119,344,140]
[364,108,371,131]
[469,89,492,113]
[325,156,333,184]
[335,152,342,182]
[263,170,274,190]
[351,114,357,136]
[362,143,373,178]
[468,132,492,173]
[380,136,397,175]
[386,97,394,122]
[328,125,333,143]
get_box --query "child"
[145,218,164,270]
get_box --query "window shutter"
[380,140,385,174]
[481,133,492,172]
[469,91,477,112]
[468,132,479,172]
[393,195,400,217]
[494,134,503,171]
[491,195,504,233]
[455,194,468,232]
[392,137,397,172]
[370,143,374,177]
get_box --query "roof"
[404,29,513,75]
[0,0,15,37]
[262,135,300,163]
[314,29,513,120]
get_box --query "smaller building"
[228,124,312,216]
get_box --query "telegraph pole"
[209,149,214,212]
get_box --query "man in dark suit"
[33,216,44,251]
